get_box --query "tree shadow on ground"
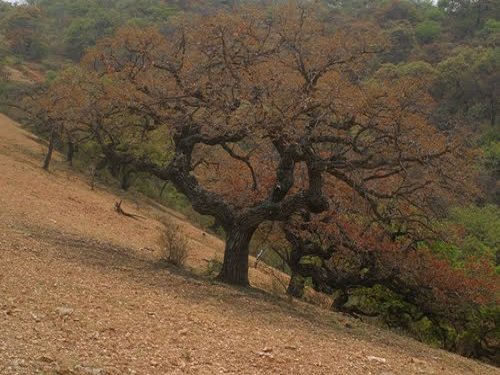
[24,222,362,334]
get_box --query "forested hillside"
[0,0,498,366]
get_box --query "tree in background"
[0,4,47,61]
[63,11,117,60]
[438,0,500,38]
[436,47,498,129]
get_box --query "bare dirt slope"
[0,114,498,375]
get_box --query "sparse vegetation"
[205,255,223,277]
[158,219,188,268]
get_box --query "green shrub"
[205,257,223,276]
[416,20,441,43]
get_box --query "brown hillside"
[0,114,498,375]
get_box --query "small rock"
[178,328,189,336]
[6,308,21,316]
[170,358,186,368]
[257,351,274,359]
[31,312,43,322]
[38,355,55,364]
[11,358,27,367]
[74,365,105,375]
[56,307,74,317]
[55,367,74,375]
[367,355,387,364]
[262,347,273,353]
[410,357,426,365]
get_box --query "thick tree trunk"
[287,272,305,298]
[217,226,256,286]
[43,127,56,170]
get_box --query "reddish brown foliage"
[33,2,478,286]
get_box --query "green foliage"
[484,141,500,175]
[415,20,442,43]
[71,140,102,170]
[64,13,118,60]
[376,60,438,80]
[384,21,416,63]
[345,284,500,360]
[253,245,289,272]
[44,69,57,83]
[114,0,178,23]
[481,18,500,35]
[0,5,47,61]
[0,80,14,112]
[435,47,498,127]
[438,0,500,39]
[0,32,10,57]
[430,204,499,272]
[399,60,438,77]
[348,285,442,344]
[0,80,33,115]
[205,257,223,276]
[377,0,419,24]
[299,255,323,269]
[0,0,181,63]
[451,205,499,263]
[422,5,446,21]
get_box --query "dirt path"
[0,114,498,375]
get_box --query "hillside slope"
[0,114,498,375]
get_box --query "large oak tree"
[38,2,475,286]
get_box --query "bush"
[159,219,188,267]
[205,256,223,276]
[416,20,442,44]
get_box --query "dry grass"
[158,219,189,267]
